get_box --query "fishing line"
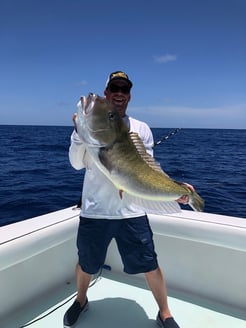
[19,265,109,328]
[153,128,181,147]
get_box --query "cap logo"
[111,72,128,80]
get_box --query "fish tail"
[188,191,205,212]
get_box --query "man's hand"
[73,113,78,132]
[176,183,195,204]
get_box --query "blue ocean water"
[0,125,245,226]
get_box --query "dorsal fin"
[129,132,169,176]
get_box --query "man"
[64,71,191,328]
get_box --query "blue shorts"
[76,215,158,275]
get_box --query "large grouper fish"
[76,93,204,212]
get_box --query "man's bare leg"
[76,263,92,306]
[145,266,172,320]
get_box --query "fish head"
[77,93,128,146]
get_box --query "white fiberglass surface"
[4,271,245,328]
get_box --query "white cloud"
[153,54,177,64]
[131,104,246,129]
[76,80,88,86]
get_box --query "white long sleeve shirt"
[69,115,154,219]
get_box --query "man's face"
[104,81,131,118]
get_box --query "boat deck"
[3,269,245,328]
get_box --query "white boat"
[0,207,245,328]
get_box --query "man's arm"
[68,113,86,170]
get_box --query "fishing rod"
[153,128,181,147]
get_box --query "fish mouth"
[80,93,109,136]
[81,93,97,115]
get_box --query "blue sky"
[1,0,245,128]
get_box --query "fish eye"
[108,112,116,121]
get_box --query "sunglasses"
[108,84,131,94]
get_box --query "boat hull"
[0,207,245,323]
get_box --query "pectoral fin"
[119,190,124,199]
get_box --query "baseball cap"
[105,71,133,88]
